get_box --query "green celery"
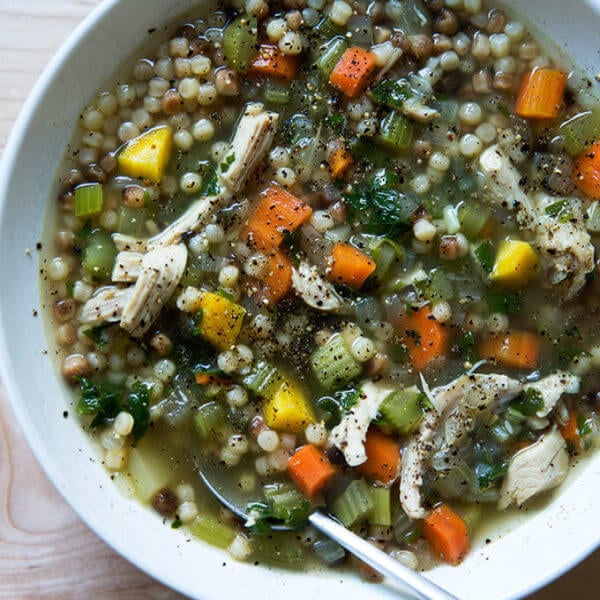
[194,401,225,440]
[378,110,414,152]
[311,333,362,391]
[331,479,374,527]
[74,183,103,217]
[586,201,600,232]
[117,205,149,236]
[474,241,494,273]
[189,514,236,548]
[393,509,421,544]
[82,228,116,280]
[264,81,290,105]
[242,361,283,398]
[452,503,482,535]
[369,487,391,526]
[316,36,348,76]
[254,532,305,564]
[222,16,258,71]
[459,204,490,240]
[379,387,424,434]
[312,538,346,565]
[561,109,600,156]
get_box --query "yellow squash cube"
[117,125,173,183]
[491,239,539,287]
[264,381,316,433]
[198,292,246,351]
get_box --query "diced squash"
[117,126,173,183]
[251,44,299,80]
[264,380,316,433]
[490,240,539,287]
[197,291,246,351]
[328,139,353,179]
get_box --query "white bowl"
[0,1,599,598]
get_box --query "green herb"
[372,79,412,110]
[486,292,523,314]
[476,460,508,490]
[77,378,122,428]
[544,199,574,222]
[335,388,361,411]
[216,288,234,301]
[325,113,346,135]
[558,348,591,368]
[65,280,74,298]
[512,388,544,417]
[496,102,512,119]
[454,331,477,363]
[317,396,341,428]
[577,413,593,437]
[219,153,235,173]
[474,242,494,273]
[193,308,204,336]
[127,381,151,441]
[200,168,219,196]
[82,325,110,348]
[171,518,183,529]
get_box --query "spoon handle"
[308,511,461,600]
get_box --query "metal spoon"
[197,462,460,600]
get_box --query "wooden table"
[0,1,597,598]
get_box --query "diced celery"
[264,81,290,105]
[74,183,104,217]
[82,228,116,280]
[379,387,424,434]
[393,508,421,544]
[424,269,454,301]
[561,109,600,156]
[459,204,490,240]
[314,18,344,40]
[117,205,149,236]
[369,486,391,526]
[452,502,482,535]
[312,538,346,565]
[242,361,283,398]
[586,201,600,233]
[316,36,347,77]
[311,333,362,391]
[378,111,414,152]
[194,401,225,440]
[127,440,174,502]
[222,16,258,71]
[189,514,236,548]
[331,479,374,527]
[369,237,405,281]
[254,532,305,564]
[262,483,312,526]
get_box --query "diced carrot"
[250,44,298,80]
[573,140,600,199]
[515,67,567,120]
[194,372,230,386]
[255,249,293,306]
[288,444,337,497]
[559,410,582,450]
[513,439,534,452]
[423,504,470,566]
[328,242,376,289]
[357,427,400,485]
[400,306,448,371]
[245,186,313,250]
[329,46,377,98]
[479,331,540,370]
[328,139,353,179]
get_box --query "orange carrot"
[194,372,230,386]
[255,249,293,306]
[515,67,567,120]
[251,44,298,80]
[400,306,448,371]
[573,140,600,199]
[329,46,377,98]
[328,242,376,289]
[328,139,353,179]
[358,427,400,485]
[479,331,540,369]
[288,444,337,497]
[558,410,582,450]
[423,504,470,566]
[245,186,313,250]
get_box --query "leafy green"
[512,388,544,417]
[127,381,151,441]
[476,460,508,490]
[325,113,346,135]
[474,242,494,273]
[219,153,235,173]
[544,199,574,222]
[453,331,477,362]
[372,79,412,110]
[496,102,512,119]
[82,325,110,348]
[486,292,523,314]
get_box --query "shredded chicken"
[329,381,394,467]
[291,261,343,312]
[80,286,134,324]
[112,251,143,283]
[498,428,568,509]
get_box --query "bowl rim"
[0,1,599,598]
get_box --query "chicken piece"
[329,381,394,466]
[523,372,580,418]
[120,244,188,337]
[112,251,143,282]
[400,373,522,519]
[402,96,440,122]
[80,286,134,324]
[112,233,147,253]
[291,261,343,312]
[498,428,568,509]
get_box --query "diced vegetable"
[479,331,541,369]
[194,401,226,440]
[357,427,400,485]
[223,15,258,71]
[422,504,470,566]
[316,36,348,77]
[371,79,411,110]
[328,242,376,289]
[400,305,448,371]
[451,503,482,536]
[329,46,377,98]
[194,372,230,386]
[515,68,567,120]
[245,186,313,250]
[288,444,337,497]
[474,241,494,274]
[264,380,316,433]
[311,332,362,390]
[369,486,391,526]
[117,125,173,183]
[196,292,246,351]
[82,228,117,280]
[264,80,290,105]
[251,44,298,80]
[490,239,539,288]
[558,410,583,450]
[459,204,491,240]
[189,514,236,548]
[242,361,283,398]
[586,201,600,232]
[331,479,374,527]
[117,205,149,236]
[378,110,414,152]
[255,249,294,306]
[253,532,305,564]
[379,387,424,434]
[393,509,421,544]
[573,140,600,199]
[312,538,346,565]
[127,440,173,502]
[561,109,600,156]
[74,183,103,217]
[328,139,353,179]
[261,482,312,528]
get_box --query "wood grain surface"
[0,1,597,598]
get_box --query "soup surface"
[41,0,600,575]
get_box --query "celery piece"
[242,361,283,398]
[189,514,236,549]
[369,486,391,526]
[313,538,346,565]
[314,17,344,40]
[254,532,305,564]
[261,483,311,528]
[117,205,149,236]
[127,440,174,502]
[264,81,290,105]
[74,183,104,217]
[378,110,413,152]
[222,16,258,71]
[331,479,374,527]
[393,508,421,544]
[424,269,454,301]
[316,36,347,77]
[82,228,116,280]
[194,401,225,440]
[459,204,490,240]
[452,502,482,536]
[561,109,600,156]
[311,333,362,391]
[586,201,600,233]
[379,387,424,434]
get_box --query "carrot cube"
[329,47,377,98]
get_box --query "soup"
[41,0,600,575]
